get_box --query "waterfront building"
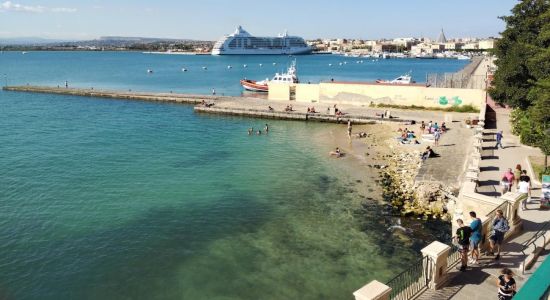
[478,39,496,50]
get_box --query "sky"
[0,0,519,40]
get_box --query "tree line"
[489,0,550,172]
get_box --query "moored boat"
[375,73,414,85]
[240,61,299,92]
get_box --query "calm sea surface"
[0,52,462,299]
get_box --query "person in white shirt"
[518,180,530,210]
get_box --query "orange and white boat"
[240,61,299,92]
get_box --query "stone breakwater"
[378,149,454,221]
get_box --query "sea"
[0,51,467,300]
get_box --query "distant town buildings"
[307,29,497,55]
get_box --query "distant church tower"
[436,28,447,43]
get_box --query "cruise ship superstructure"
[212,26,312,55]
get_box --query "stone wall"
[269,82,486,110]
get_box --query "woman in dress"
[497,268,516,300]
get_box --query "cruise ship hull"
[212,47,312,55]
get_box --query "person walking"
[513,164,522,188]
[519,170,532,198]
[500,176,510,196]
[518,177,530,210]
[488,209,509,260]
[503,168,515,192]
[469,211,482,265]
[495,130,504,149]
[347,120,352,138]
[434,129,441,146]
[454,219,472,271]
[497,268,516,300]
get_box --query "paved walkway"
[417,109,548,300]
[415,121,473,190]
[414,57,549,300]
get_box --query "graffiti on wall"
[438,96,463,106]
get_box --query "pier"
[3,85,416,124]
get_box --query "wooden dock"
[3,85,413,125]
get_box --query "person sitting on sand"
[268,106,274,111]
[329,147,342,158]
[441,122,447,132]
[311,106,316,113]
[421,146,439,160]
[307,107,311,113]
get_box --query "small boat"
[147,69,153,73]
[202,66,208,70]
[243,64,248,68]
[376,73,415,85]
[457,54,471,60]
[240,60,299,92]
[259,63,263,67]
[182,68,188,72]
[227,65,232,69]
[22,51,28,54]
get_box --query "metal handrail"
[521,221,550,255]
[386,256,432,300]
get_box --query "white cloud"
[50,7,76,13]
[0,1,76,13]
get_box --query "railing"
[520,221,550,274]
[386,256,432,300]
[446,244,461,269]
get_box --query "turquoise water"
[0,52,458,299]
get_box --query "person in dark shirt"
[454,219,472,271]
[497,268,516,300]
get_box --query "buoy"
[272,62,276,66]
[328,63,332,66]
[339,62,343,66]
[259,63,263,67]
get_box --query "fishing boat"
[376,73,414,85]
[240,61,298,92]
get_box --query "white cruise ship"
[212,26,312,55]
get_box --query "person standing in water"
[347,120,352,138]
[264,124,269,133]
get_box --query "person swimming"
[329,147,342,158]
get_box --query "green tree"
[490,0,550,172]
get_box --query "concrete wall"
[268,83,291,101]
[317,83,485,109]
[295,84,320,103]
